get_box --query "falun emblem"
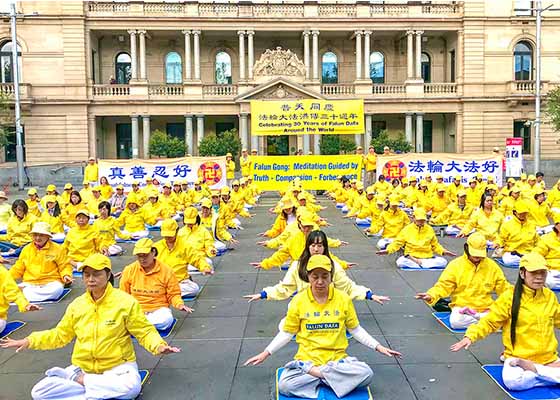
[198,161,223,184]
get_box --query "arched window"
[0,41,22,83]
[165,52,182,84]
[369,51,384,84]
[321,52,338,84]
[421,52,431,83]
[215,51,232,84]
[115,52,131,84]
[514,41,533,81]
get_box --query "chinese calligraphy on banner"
[250,99,364,136]
[250,155,362,191]
[98,157,227,190]
[376,153,504,185]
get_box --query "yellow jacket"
[2,213,38,247]
[264,260,369,301]
[547,186,560,209]
[116,208,146,233]
[426,255,510,311]
[365,153,377,172]
[87,196,102,218]
[98,184,113,201]
[499,196,520,217]
[177,224,216,258]
[446,183,463,203]
[240,156,251,177]
[266,220,300,249]
[127,189,146,207]
[386,223,446,258]
[10,241,71,285]
[28,284,166,374]
[528,200,555,228]
[83,163,98,183]
[141,201,169,226]
[93,217,130,249]
[461,208,503,241]
[26,198,42,218]
[465,285,560,365]
[495,217,539,253]
[79,188,93,205]
[430,203,473,228]
[427,194,450,218]
[0,265,28,320]
[62,224,100,262]
[226,160,236,180]
[0,203,12,226]
[265,214,289,238]
[200,213,232,243]
[465,187,480,208]
[62,203,83,228]
[40,210,64,234]
[535,231,560,271]
[120,259,184,313]
[159,194,178,215]
[367,208,409,238]
[154,238,212,281]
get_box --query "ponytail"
[510,270,525,348]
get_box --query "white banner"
[98,157,227,190]
[505,138,524,177]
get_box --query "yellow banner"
[250,99,364,136]
[250,155,362,191]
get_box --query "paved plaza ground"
[0,193,546,399]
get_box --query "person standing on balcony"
[83,157,98,188]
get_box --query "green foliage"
[198,128,242,159]
[546,86,560,133]
[148,129,187,158]
[319,135,357,155]
[0,92,14,148]
[370,130,412,154]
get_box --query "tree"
[149,129,187,158]
[370,130,412,154]
[546,86,560,133]
[198,128,241,159]
[0,92,15,150]
[319,135,356,155]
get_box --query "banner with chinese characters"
[250,99,364,136]
[376,154,504,186]
[250,155,362,191]
[98,157,227,190]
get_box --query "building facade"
[0,0,558,165]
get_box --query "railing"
[0,83,15,96]
[198,3,239,17]
[372,84,406,95]
[422,4,460,14]
[87,2,129,14]
[370,4,409,15]
[202,84,238,96]
[148,85,184,96]
[252,4,304,17]
[321,84,355,96]
[92,84,130,96]
[144,2,184,14]
[424,83,457,95]
[318,4,357,17]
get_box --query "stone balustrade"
[424,83,458,95]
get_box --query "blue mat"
[355,222,370,228]
[31,288,72,304]
[276,368,372,400]
[52,238,65,244]
[110,370,149,400]
[482,364,560,400]
[73,271,82,277]
[493,258,519,269]
[146,225,161,231]
[157,318,177,339]
[0,320,25,339]
[432,312,466,334]
[182,292,199,302]
[115,235,153,243]
[399,265,446,271]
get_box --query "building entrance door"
[266,135,289,155]
[116,123,132,159]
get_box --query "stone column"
[303,135,310,154]
[363,30,371,80]
[87,115,96,158]
[303,31,311,80]
[456,112,463,153]
[85,29,93,85]
[415,31,423,79]
[193,30,201,81]
[131,115,139,159]
[312,30,319,81]
[142,115,150,158]
[138,30,146,80]
[196,114,204,149]
[355,31,362,80]
[239,113,249,150]
[405,112,414,145]
[238,31,246,81]
[182,30,192,81]
[457,29,464,84]
[415,113,424,152]
[128,30,137,80]
[364,114,372,149]
[313,135,320,155]
[406,30,414,80]
[247,30,254,80]
[185,115,194,155]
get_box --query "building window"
[450,50,456,82]
[514,41,533,81]
[215,51,232,84]
[4,125,25,162]
[0,41,22,83]
[515,0,534,16]
[372,121,386,139]
[115,52,131,84]
[514,120,531,154]
[165,52,182,84]
[216,122,235,137]
[421,52,431,83]
[321,51,338,84]
[369,51,384,84]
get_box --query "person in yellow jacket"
[259,207,308,250]
[60,183,73,209]
[83,156,98,186]
[499,185,522,218]
[98,176,113,201]
[86,187,103,218]
[534,220,560,289]
[260,200,297,239]
[416,233,510,329]
[0,191,11,231]
[0,263,41,334]
[40,184,63,211]
[377,208,456,269]
[178,206,217,260]
[243,254,401,398]
[345,187,377,224]
[128,180,146,207]
[458,194,504,245]
[446,175,464,203]
[529,189,556,234]
[40,195,65,242]
[427,185,450,220]
[79,181,93,206]
[369,174,392,197]
[199,198,238,253]
[26,188,42,218]
[366,196,410,250]
[0,199,38,256]
[62,209,101,270]
[1,253,181,400]
[240,148,251,177]
[116,199,149,239]
[170,181,186,212]
[497,178,517,204]
[9,222,72,302]
[142,191,170,227]
[450,253,560,392]
[120,239,193,330]
[430,190,473,236]
[465,178,481,208]
[364,145,377,186]
[93,201,130,256]
[521,174,540,201]
[154,219,213,297]
[159,183,179,217]
[411,180,431,210]
[62,191,85,229]
[226,152,236,185]
[245,230,388,305]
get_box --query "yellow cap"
[30,222,52,237]
[162,182,171,188]
[356,146,363,150]
[116,184,124,190]
[132,180,140,186]
[469,177,477,183]
[514,200,530,214]
[240,177,247,185]
[401,178,409,184]
[436,184,446,192]
[534,188,546,196]
[510,185,521,193]
[220,187,230,195]
[146,177,152,182]
[413,208,427,220]
[44,195,57,204]
[147,190,159,198]
[226,152,232,157]
[419,180,428,187]
[528,174,536,181]
[0,191,7,200]
[457,190,467,197]
[454,175,461,181]
[467,232,487,258]
[519,253,548,272]
[242,148,248,152]
[487,176,495,182]
[76,209,90,218]
[389,196,400,206]
[46,184,56,192]
[366,187,376,195]
[82,180,89,185]
[476,173,483,179]
[91,187,101,192]
[436,174,444,180]
[507,178,516,184]
[201,198,212,209]
[251,149,257,153]
[298,212,316,226]
[487,184,498,191]
[78,253,111,272]
[521,173,527,180]
[27,188,37,196]
[409,176,418,182]
[173,181,181,186]
[356,182,364,190]
[183,207,198,224]
[282,200,295,209]
[64,183,73,190]
[232,180,240,186]
[306,254,332,272]
[297,193,307,201]
[211,190,220,197]
[133,238,155,255]
[160,219,179,237]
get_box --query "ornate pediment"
[235,77,325,102]
[253,47,306,77]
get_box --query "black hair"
[48,200,61,218]
[480,194,492,209]
[510,269,526,348]
[70,190,82,205]
[98,201,111,213]
[297,230,334,282]
[536,172,544,178]
[463,243,470,258]
[12,199,28,216]
[104,267,115,286]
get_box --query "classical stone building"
[0,0,558,167]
